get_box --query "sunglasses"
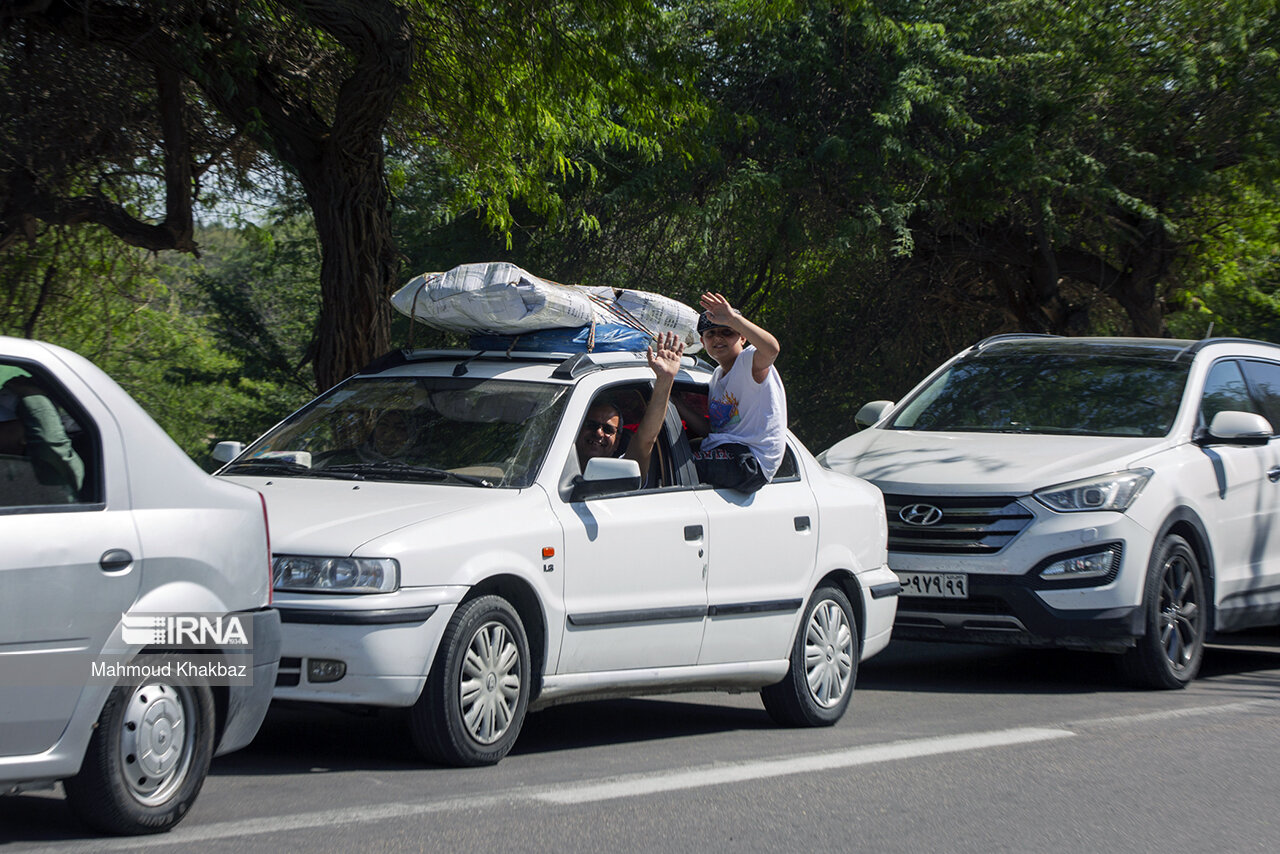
[701,327,739,339]
[581,419,619,436]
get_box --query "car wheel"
[1122,534,1207,689]
[63,658,215,835]
[410,595,531,766]
[761,583,858,727]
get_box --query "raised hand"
[699,292,737,327]
[646,330,685,381]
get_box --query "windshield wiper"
[222,459,364,480]
[322,461,495,487]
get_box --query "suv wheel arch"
[1151,507,1217,638]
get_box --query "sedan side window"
[0,362,98,509]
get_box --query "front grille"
[883,494,1033,555]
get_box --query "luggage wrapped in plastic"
[390,262,701,352]
[390,262,598,333]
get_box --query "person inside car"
[575,331,684,483]
[683,292,787,493]
[0,374,85,501]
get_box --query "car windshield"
[888,351,1191,437]
[223,376,569,487]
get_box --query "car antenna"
[453,351,486,376]
[1204,321,1214,339]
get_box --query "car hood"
[222,475,520,555]
[821,428,1169,494]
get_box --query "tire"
[410,595,531,767]
[1121,534,1207,689]
[64,657,215,835]
[761,584,858,727]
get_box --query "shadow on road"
[860,631,1280,695]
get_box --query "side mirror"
[211,441,244,464]
[854,400,895,429]
[1196,411,1274,446]
[571,457,642,501]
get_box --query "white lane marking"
[537,726,1073,805]
[1077,699,1273,729]
[12,726,1071,852]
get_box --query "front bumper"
[889,509,1154,653]
[270,587,463,707]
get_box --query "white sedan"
[1,337,279,834]
[218,347,898,766]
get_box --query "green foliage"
[7,0,1280,455]
[0,222,315,464]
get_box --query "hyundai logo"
[899,503,944,526]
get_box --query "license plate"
[897,571,969,599]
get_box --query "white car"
[821,334,1280,688]
[216,348,898,766]
[0,337,280,834]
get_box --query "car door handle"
[1269,466,1280,483]
[684,525,703,541]
[99,549,133,572]
[794,516,811,532]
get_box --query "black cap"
[697,311,730,334]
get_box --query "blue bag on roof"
[468,323,652,353]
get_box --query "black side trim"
[707,599,803,617]
[567,605,707,627]
[871,582,902,600]
[277,605,438,625]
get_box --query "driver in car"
[575,331,684,483]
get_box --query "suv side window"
[0,361,99,509]
[1200,360,1257,430]
[1239,360,1280,435]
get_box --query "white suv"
[821,334,1280,689]
[216,348,898,766]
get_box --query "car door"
[0,357,141,758]
[1234,359,1280,600]
[553,389,709,674]
[1194,358,1280,610]
[695,444,819,665]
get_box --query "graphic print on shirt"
[709,390,739,431]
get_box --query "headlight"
[1033,469,1152,513]
[272,556,399,593]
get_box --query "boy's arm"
[700,292,780,383]
[625,332,684,474]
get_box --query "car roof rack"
[972,333,1061,350]
[1182,337,1280,358]
[358,348,702,380]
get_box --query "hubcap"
[118,683,194,806]
[1158,552,1203,672]
[459,621,521,745]
[804,600,854,708]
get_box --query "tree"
[1,1,695,390]
[0,221,309,459]
[903,0,1280,336]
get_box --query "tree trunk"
[304,143,397,392]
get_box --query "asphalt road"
[5,633,1280,852]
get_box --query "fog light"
[307,658,346,683]
[1040,547,1118,581]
